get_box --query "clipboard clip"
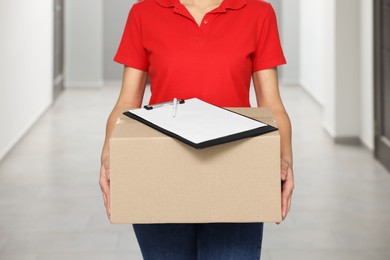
[144,99,185,110]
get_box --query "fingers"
[280,159,288,181]
[280,165,294,223]
[105,191,111,218]
[100,179,111,218]
[103,160,111,181]
[281,189,289,220]
[99,164,111,219]
[287,194,292,218]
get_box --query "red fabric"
[114,0,286,107]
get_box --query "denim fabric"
[133,223,264,260]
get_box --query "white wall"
[298,0,374,147]
[64,0,104,87]
[65,0,135,85]
[0,0,54,161]
[321,0,337,137]
[360,0,374,150]
[104,0,136,82]
[267,0,282,22]
[332,0,361,138]
[300,0,331,105]
[280,0,300,85]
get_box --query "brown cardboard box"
[110,108,281,224]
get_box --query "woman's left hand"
[279,158,294,223]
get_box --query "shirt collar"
[155,0,247,11]
[155,0,176,8]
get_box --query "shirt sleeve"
[252,3,286,72]
[114,4,149,71]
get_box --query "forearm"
[101,106,128,161]
[100,67,148,162]
[253,68,294,221]
[252,68,293,166]
[273,108,293,167]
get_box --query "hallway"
[0,85,389,260]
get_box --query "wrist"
[281,157,293,168]
[101,149,110,163]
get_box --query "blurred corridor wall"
[360,0,374,150]
[267,0,281,20]
[0,0,53,160]
[279,0,300,85]
[64,0,103,87]
[299,0,374,149]
[103,0,136,83]
[300,0,331,105]
[64,0,139,85]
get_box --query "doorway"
[53,0,64,99]
[374,0,390,172]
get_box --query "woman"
[99,0,294,259]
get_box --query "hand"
[278,158,294,224]
[99,155,111,219]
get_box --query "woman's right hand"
[98,67,148,220]
[99,155,111,219]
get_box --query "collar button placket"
[200,14,213,36]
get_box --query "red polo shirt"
[114,0,286,107]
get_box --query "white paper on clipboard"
[124,98,276,149]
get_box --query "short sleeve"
[252,3,286,72]
[114,4,149,71]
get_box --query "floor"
[0,85,389,260]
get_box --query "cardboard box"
[110,108,281,224]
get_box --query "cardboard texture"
[110,108,281,224]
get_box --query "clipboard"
[123,98,278,149]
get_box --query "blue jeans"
[133,223,264,260]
